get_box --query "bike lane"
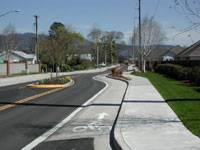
[32,75,127,150]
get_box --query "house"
[67,49,92,62]
[0,50,36,64]
[79,54,92,62]
[147,47,169,61]
[176,40,200,61]
[162,45,184,61]
[0,58,4,63]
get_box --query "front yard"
[133,72,200,138]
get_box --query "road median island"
[26,76,74,88]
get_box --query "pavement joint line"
[21,75,109,150]
[0,80,75,111]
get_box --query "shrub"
[71,65,84,71]
[118,70,123,76]
[111,68,117,75]
[80,60,93,69]
[41,64,47,72]
[191,67,200,86]
[61,64,72,72]
[155,64,192,81]
[111,67,123,77]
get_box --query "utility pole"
[110,41,113,65]
[34,15,39,62]
[132,30,135,63]
[138,0,142,71]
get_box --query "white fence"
[0,64,7,75]
[10,63,26,75]
[28,64,39,73]
[0,62,40,76]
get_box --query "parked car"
[99,63,106,67]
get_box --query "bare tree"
[1,24,19,61]
[173,0,200,33]
[134,15,165,72]
[87,27,102,67]
[101,31,124,65]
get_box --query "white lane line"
[22,75,109,150]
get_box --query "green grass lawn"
[133,72,200,138]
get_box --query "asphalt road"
[0,70,110,150]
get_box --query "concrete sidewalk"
[0,66,113,87]
[115,72,200,150]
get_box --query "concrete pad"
[115,72,200,150]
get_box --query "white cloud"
[165,28,200,46]
[123,31,133,45]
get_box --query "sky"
[0,0,199,46]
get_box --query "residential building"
[162,45,184,61]
[176,40,200,61]
[0,50,36,63]
[147,47,169,61]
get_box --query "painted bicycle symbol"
[72,112,112,133]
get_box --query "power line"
[152,0,160,19]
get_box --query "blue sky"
[0,0,199,46]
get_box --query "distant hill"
[118,45,175,57]
[1,32,174,57]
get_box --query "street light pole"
[34,15,39,62]
[96,45,99,68]
[138,0,142,71]
[0,10,20,18]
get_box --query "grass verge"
[133,72,200,138]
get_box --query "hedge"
[155,64,200,86]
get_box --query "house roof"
[0,50,35,60]
[162,45,184,57]
[170,45,184,54]
[147,48,169,60]
[13,51,35,59]
[177,40,200,58]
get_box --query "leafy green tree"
[39,22,85,71]
[49,22,65,38]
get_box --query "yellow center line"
[0,80,75,112]
[0,88,63,111]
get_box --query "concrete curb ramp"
[26,79,74,88]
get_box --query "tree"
[101,31,124,64]
[49,22,65,38]
[133,15,165,72]
[87,27,102,66]
[39,23,85,71]
[0,24,19,61]
[173,0,200,33]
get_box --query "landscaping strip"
[26,79,74,88]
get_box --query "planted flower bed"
[108,67,131,80]
[39,76,71,85]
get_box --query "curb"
[26,79,74,88]
[0,65,116,88]
[106,76,130,150]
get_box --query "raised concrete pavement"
[115,72,200,150]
